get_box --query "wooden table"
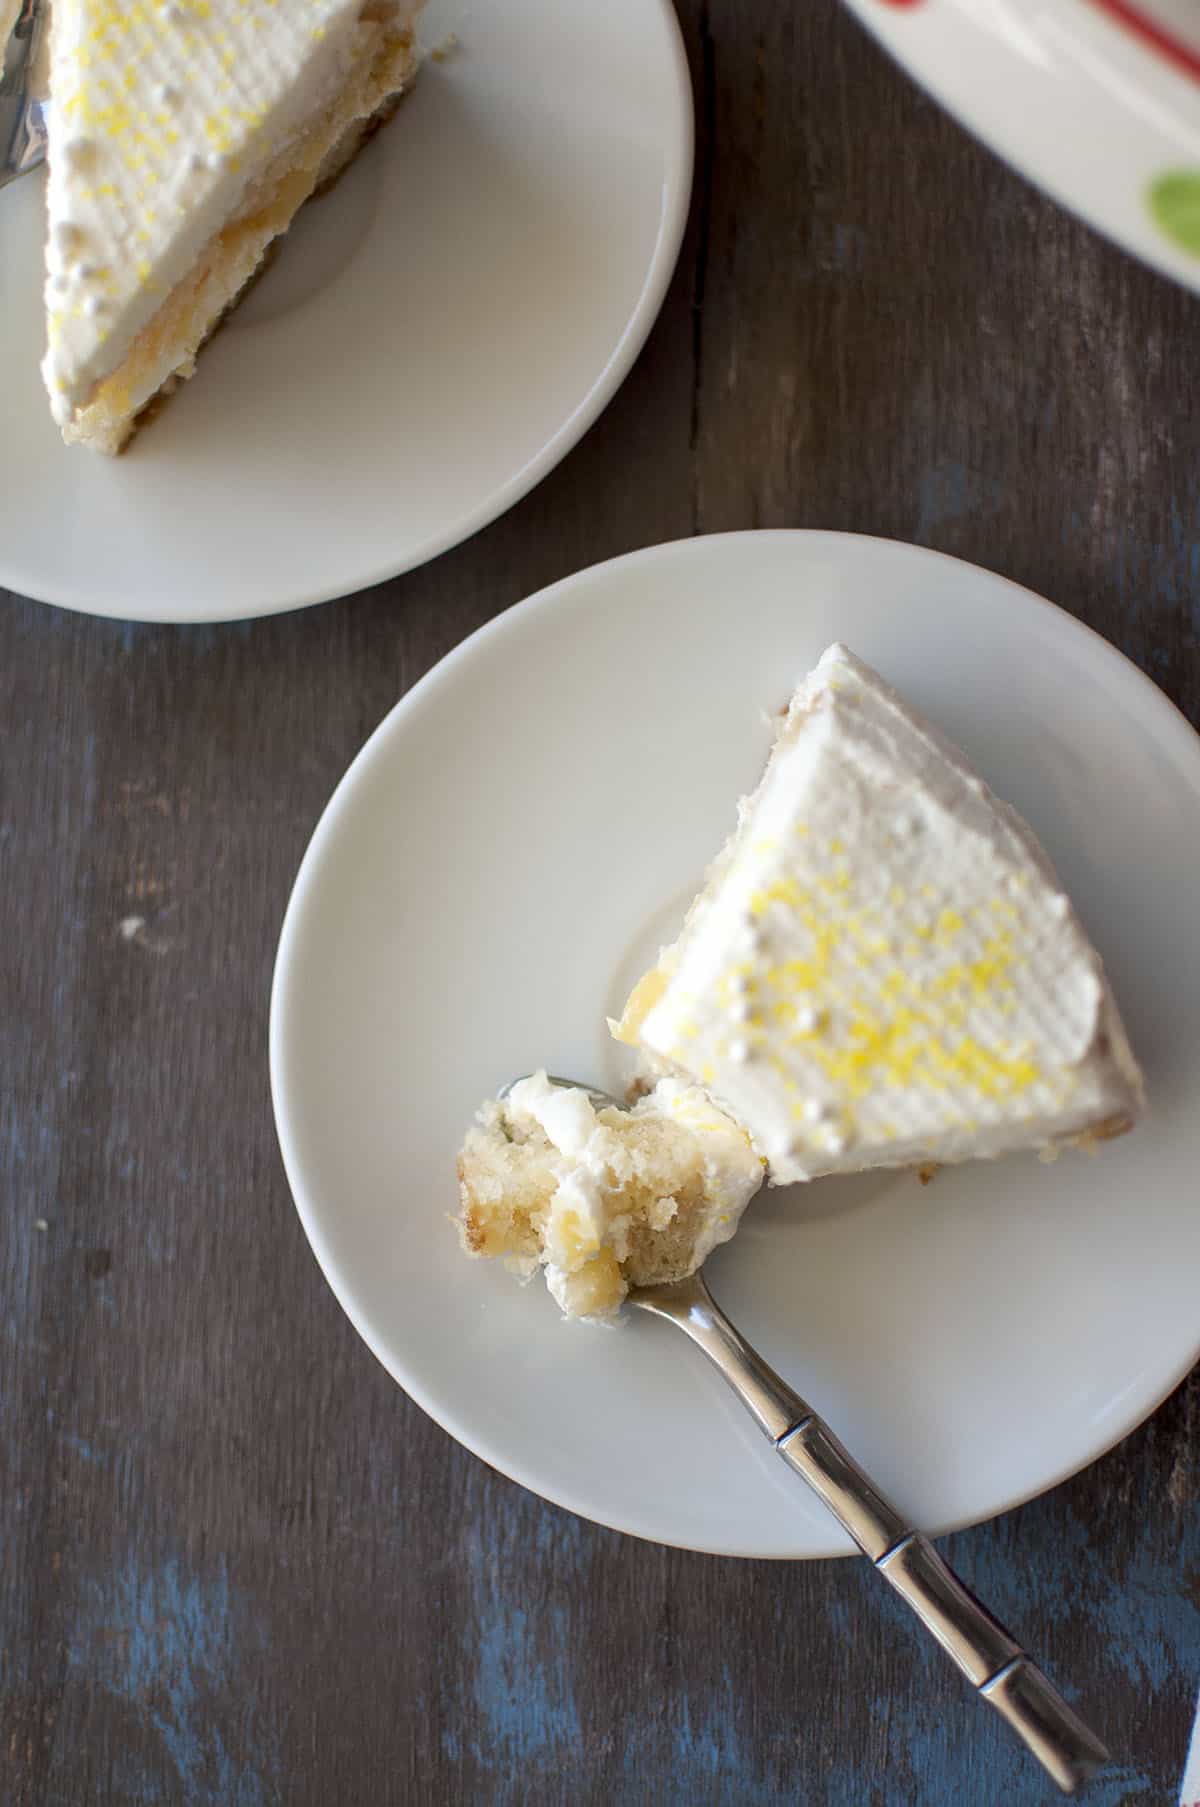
[4,4,1198,1802]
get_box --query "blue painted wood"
[2,1,1198,1802]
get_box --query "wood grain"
[3,3,1199,1802]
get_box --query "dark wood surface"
[4,4,1199,1803]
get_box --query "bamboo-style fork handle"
[630,1270,1110,1796]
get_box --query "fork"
[506,1075,1110,1796]
[1,0,47,192]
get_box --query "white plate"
[270,531,1200,1558]
[0,0,691,622]
[844,0,1200,294]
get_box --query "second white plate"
[271,531,1200,1557]
[0,0,691,621]
[845,0,1200,294]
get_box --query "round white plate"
[0,1,691,622]
[844,0,1200,294]
[271,531,1200,1558]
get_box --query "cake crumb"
[431,32,460,62]
[455,1073,761,1320]
[35,1219,48,1233]
[916,1162,938,1186]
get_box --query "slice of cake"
[456,1072,764,1320]
[614,644,1144,1184]
[42,0,423,452]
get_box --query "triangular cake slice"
[42,0,423,452]
[614,644,1144,1184]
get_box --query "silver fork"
[1,0,47,191]
[504,1075,1110,1796]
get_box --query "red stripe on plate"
[1084,0,1200,82]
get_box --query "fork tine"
[1,0,48,192]
[497,1074,625,1113]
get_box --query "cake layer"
[615,644,1144,1183]
[456,1073,764,1320]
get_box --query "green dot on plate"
[1148,170,1200,257]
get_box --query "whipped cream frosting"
[502,1072,762,1314]
[41,0,390,421]
[615,644,1144,1184]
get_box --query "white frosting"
[504,1072,762,1314]
[41,1,394,421]
[646,1075,767,1266]
[505,1077,614,1276]
[616,644,1144,1183]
